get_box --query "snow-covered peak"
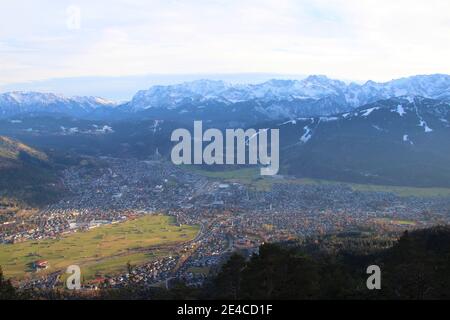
[354,74,450,106]
[0,91,68,105]
[128,76,352,111]
[2,74,450,120]
[71,96,117,108]
[0,91,117,118]
[0,91,116,106]
[127,74,450,113]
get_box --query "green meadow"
[184,166,450,198]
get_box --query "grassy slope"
[0,215,199,280]
[0,136,63,206]
[0,136,48,162]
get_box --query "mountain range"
[272,96,450,186]
[123,74,450,109]
[1,74,450,188]
[2,74,450,123]
[0,92,117,119]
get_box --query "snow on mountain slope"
[0,92,117,118]
[349,74,450,106]
[123,74,450,119]
[124,75,348,110]
[2,74,450,122]
[266,97,450,187]
[270,97,450,148]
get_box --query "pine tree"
[0,266,19,300]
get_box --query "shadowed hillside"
[0,136,62,206]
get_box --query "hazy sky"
[1,0,450,90]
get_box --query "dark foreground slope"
[122,226,450,300]
[203,226,450,300]
[3,226,448,300]
[0,136,62,205]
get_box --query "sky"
[1,0,450,99]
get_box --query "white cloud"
[0,0,449,86]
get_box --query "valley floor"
[1,158,450,290]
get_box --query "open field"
[374,218,417,226]
[0,215,199,280]
[183,166,271,191]
[183,166,260,183]
[347,183,450,198]
[184,166,450,198]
